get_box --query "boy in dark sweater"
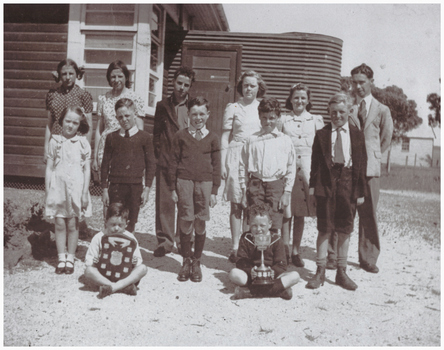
[229,203,300,300]
[101,98,156,233]
[169,96,221,283]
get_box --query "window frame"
[401,137,410,152]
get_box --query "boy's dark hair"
[350,63,374,79]
[106,60,132,88]
[58,106,90,135]
[285,82,313,112]
[248,203,272,223]
[258,97,281,117]
[236,70,267,98]
[55,58,85,82]
[173,66,196,83]
[106,202,130,222]
[114,98,136,112]
[188,96,210,112]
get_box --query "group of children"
[45,64,370,300]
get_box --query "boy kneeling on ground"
[84,203,147,298]
[229,203,300,300]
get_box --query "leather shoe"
[360,262,379,273]
[291,254,305,267]
[228,250,238,263]
[190,258,202,282]
[178,258,192,281]
[326,259,337,270]
[306,266,326,289]
[279,288,293,300]
[336,267,358,290]
[154,246,170,258]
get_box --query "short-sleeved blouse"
[46,84,93,135]
[96,90,148,167]
[222,99,261,143]
[222,98,261,203]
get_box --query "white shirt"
[331,122,352,167]
[188,125,209,139]
[239,128,296,192]
[119,125,138,138]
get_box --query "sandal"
[65,261,75,275]
[55,261,66,274]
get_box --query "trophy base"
[251,277,275,286]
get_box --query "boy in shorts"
[239,97,296,233]
[169,96,221,282]
[84,202,147,298]
[229,203,300,300]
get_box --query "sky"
[222,3,441,138]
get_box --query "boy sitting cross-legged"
[169,96,221,283]
[229,203,300,300]
[84,202,147,299]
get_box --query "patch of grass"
[380,165,440,193]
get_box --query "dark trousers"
[317,165,356,236]
[108,183,143,233]
[247,177,285,232]
[328,176,380,265]
[155,166,178,251]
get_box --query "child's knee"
[231,203,243,219]
[229,268,248,286]
[289,271,300,285]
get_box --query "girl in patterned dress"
[92,60,148,176]
[44,59,93,162]
[45,106,92,275]
[221,71,267,263]
[281,83,324,267]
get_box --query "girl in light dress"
[281,83,324,267]
[92,60,148,175]
[221,71,267,263]
[45,106,92,275]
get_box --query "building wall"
[387,138,434,167]
[4,23,69,177]
[167,30,343,120]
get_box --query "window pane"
[83,69,109,87]
[193,69,230,82]
[192,56,231,69]
[150,42,158,71]
[149,93,156,108]
[86,4,135,12]
[151,7,160,38]
[85,34,133,50]
[85,50,132,64]
[85,12,134,26]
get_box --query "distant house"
[4,4,344,179]
[383,126,441,167]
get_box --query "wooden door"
[182,44,242,137]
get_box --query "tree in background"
[340,77,422,144]
[427,93,440,127]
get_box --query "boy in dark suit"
[152,66,196,257]
[306,92,367,291]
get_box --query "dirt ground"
[3,186,441,346]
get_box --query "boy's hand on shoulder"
[309,188,315,196]
[357,197,365,206]
[141,187,150,207]
[279,191,291,210]
[210,194,217,208]
[171,190,178,203]
[251,266,258,280]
